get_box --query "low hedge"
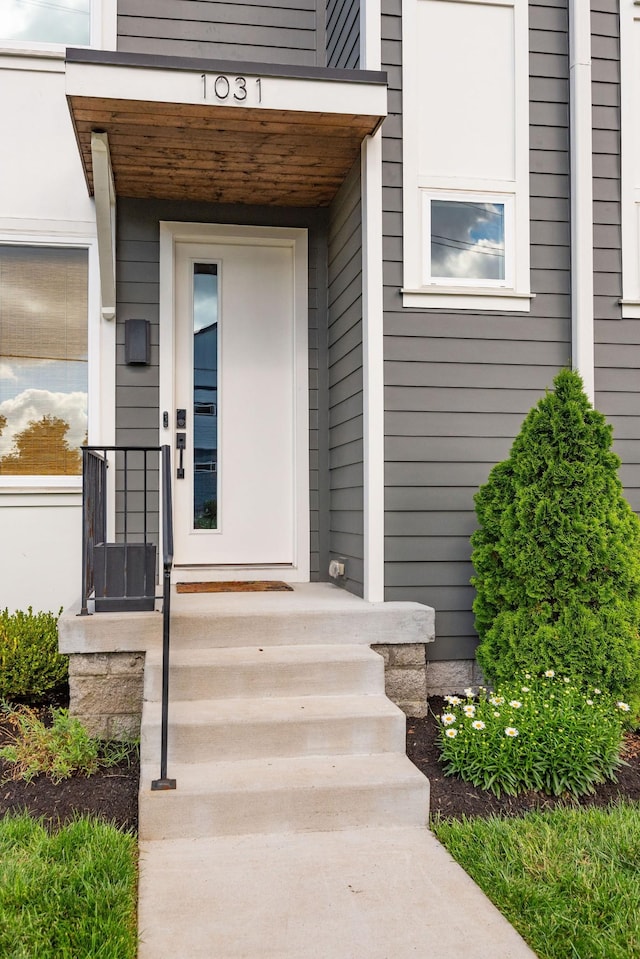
[0,607,68,702]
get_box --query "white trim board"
[401,0,530,311]
[66,61,387,119]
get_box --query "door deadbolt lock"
[176,408,187,429]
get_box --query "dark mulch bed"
[407,697,640,820]
[0,704,139,833]
[1,695,638,831]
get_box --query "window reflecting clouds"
[0,0,90,45]
[431,200,505,281]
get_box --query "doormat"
[176,581,294,593]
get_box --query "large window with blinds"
[0,246,88,477]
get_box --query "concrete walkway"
[136,585,536,958]
[138,827,537,958]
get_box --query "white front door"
[160,224,309,578]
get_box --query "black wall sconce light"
[125,319,151,365]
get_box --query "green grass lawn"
[434,802,640,959]
[0,813,137,959]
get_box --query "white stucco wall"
[0,54,96,616]
[0,53,95,227]
[0,494,81,613]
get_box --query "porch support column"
[361,129,385,603]
[91,131,117,321]
[569,0,594,401]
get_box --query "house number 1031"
[201,74,262,103]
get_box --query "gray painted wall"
[381,0,571,661]
[117,0,325,67]
[326,0,360,68]
[327,159,364,595]
[115,198,329,577]
[592,1,640,519]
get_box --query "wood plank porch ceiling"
[68,96,380,207]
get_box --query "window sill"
[0,478,82,494]
[401,287,534,312]
[620,299,640,319]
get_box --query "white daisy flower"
[471,720,486,730]
[617,702,631,712]
[521,686,530,693]
[441,713,456,726]
[445,695,461,706]
[463,705,476,718]
[594,689,602,695]
[505,727,519,738]
[544,670,555,678]
[586,699,594,706]
[489,696,505,706]
[445,728,458,738]
[509,701,522,709]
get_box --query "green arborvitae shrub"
[471,369,640,713]
[0,607,68,702]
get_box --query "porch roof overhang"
[65,49,387,208]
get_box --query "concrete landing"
[138,826,537,959]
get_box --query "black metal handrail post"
[152,444,176,791]
[79,448,107,616]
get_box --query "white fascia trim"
[401,0,530,309]
[360,0,382,70]
[569,0,594,401]
[66,61,387,119]
[361,131,385,603]
[90,132,116,321]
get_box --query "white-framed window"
[0,237,100,489]
[401,0,531,311]
[0,0,116,54]
[423,192,513,287]
[620,0,640,318]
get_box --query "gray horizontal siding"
[326,0,360,68]
[592,3,640,539]
[117,0,323,67]
[327,159,364,595]
[116,197,327,575]
[380,0,571,663]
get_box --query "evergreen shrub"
[471,369,640,714]
[0,607,68,701]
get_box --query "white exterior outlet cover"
[328,560,345,579]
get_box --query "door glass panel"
[193,263,218,529]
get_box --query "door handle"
[176,432,186,479]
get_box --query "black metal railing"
[80,449,107,616]
[80,446,161,615]
[80,444,176,789]
[152,445,176,790]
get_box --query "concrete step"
[138,753,429,840]
[144,644,385,701]
[141,694,406,763]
